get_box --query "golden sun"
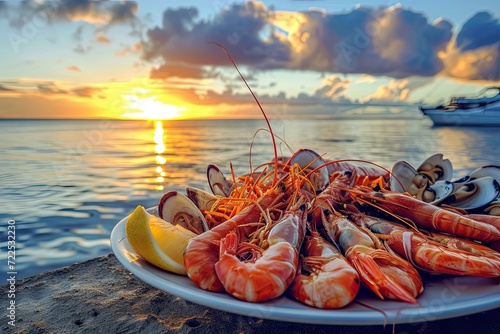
[122,95,185,120]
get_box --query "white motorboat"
[419,87,500,126]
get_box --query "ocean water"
[1,118,499,279]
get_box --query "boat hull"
[420,105,500,126]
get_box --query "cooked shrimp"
[354,214,500,277]
[183,187,284,291]
[321,209,423,304]
[214,202,308,302]
[288,228,360,309]
[349,188,500,243]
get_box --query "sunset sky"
[0,0,499,120]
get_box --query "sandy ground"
[1,254,499,334]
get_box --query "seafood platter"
[111,149,500,325]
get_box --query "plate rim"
[110,210,500,325]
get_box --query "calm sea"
[1,118,499,279]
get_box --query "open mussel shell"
[158,190,209,234]
[438,177,500,210]
[484,200,500,216]
[207,164,233,197]
[417,153,453,183]
[428,177,470,205]
[186,186,219,211]
[468,165,500,184]
[390,161,430,195]
[289,148,330,193]
[428,180,455,205]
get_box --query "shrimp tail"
[347,247,420,304]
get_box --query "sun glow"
[122,94,186,120]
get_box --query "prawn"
[347,188,500,243]
[288,225,360,309]
[354,214,500,277]
[321,209,423,304]
[183,186,285,291]
[214,202,308,302]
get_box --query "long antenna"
[209,42,279,186]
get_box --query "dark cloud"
[150,63,208,79]
[6,0,138,26]
[0,84,13,92]
[443,11,500,81]
[314,6,452,77]
[456,12,500,52]
[71,86,104,98]
[0,80,104,99]
[37,82,68,95]
[0,1,7,14]
[141,3,456,81]
[107,1,139,24]
[142,2,292,79]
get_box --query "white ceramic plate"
[111,212,500,325]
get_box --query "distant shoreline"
[0,115,426,121]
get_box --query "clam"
[484,200,500,216]
[158,190,209,234]
[438,177,500,210]
[427,176,469,205]
[417,153,453,183]
[468,165,500,184]
[428,180,456,205]
[186,186,219,211]
[390,161,435,201]
[207,164,233,197]
[289,148,330,193]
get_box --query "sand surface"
[1,253,499,334]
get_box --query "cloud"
[67,65,81,72]
[356,74,376,83]
[440,12,500,81]
[455,12,500,52]
[314,75,350,100]
[95,33,111,44]
[359,77,434,103]
[9,0,139,25]
[141,3,456,81]
[0,84,14,92]
[0,80,104,99]
[141,2,500,84]
[292,5,453,77]
[114,42,142,57]
[142,2,292,79]
[37,82,68,94]
[71,86,104,98]
[149,63,209,80]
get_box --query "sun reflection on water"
[154,120,167,191]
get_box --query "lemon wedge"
[125,205,197,275]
